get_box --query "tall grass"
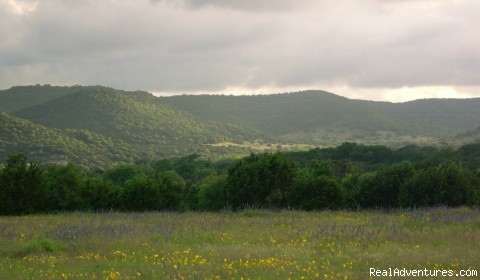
[0,207,478,279]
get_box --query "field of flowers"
[0,207,479,279]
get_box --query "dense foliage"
[163,91,480,145]
[0,85,261,167]
[1,142,479,215]
[2,85,480,169]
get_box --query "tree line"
[1,143,479,215]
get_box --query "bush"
[198,175,228,211]
[17,237,61,256]
[289,169,345,210]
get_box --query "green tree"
[289,167,345,210]
[0,153,47,214]
[353,172,377,208]
[120,174,162,211]
[399,162,478,207]
[198,175,228,211]
[45,163,85,211]
[82,176,121,210]
[104,164,138,186]
[356,162,415,208]
[173,154,216,186]
[157,171,186,211]
[185,184,200,210]
[226,152,296,209]
[341,173,362,209]
[457,143,480,169]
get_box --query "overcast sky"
[1,0,479,102]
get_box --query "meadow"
[0,208,478,279]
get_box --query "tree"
[104,164,138,186]
[198,175,228,211]
[173,154,216,186]
[0,153,47,214]
[82,176,121,210]
[341,173,362,209]
[185,184,200,210]
[457,143,480,169]
[226,152,297,209]
[44,163,85,211]
[352,172,378,208]
[157,170,186,211]
[360,162,415,208]
[289,168,344,210]
[399,162,478,207]
[120,174,162,211]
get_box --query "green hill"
[13,86,259,148]
[2,85,479,166]
[0,85,78,113]
[163,91,480,146]
[0,85,262,165]
[448,127,480,147]
[378,98,480,136]
[0,112,137,167]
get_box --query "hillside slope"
[5,86,261,158]
[379,98,480,136]
[2,85,479,166]
[0,85,78,113]
[0,112,136,167]
[163,91,480,145]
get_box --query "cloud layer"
[1,0,479,101]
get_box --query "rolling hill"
[0,85,263,166]
[1,85,479,166]
[13,86,260,146]
[0,112,136,167]
[0,85,78,113]
[163,91,480,146]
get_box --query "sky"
[1,0,479,102]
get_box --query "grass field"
[0,208,479,279]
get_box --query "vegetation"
[1,85,480,278]
[1,142,479,215]
[0,112,137,167]
[0,85,77,113]
[0,85,264,167]
[2,85,480,167]
[163,90,480,145]
[12,86,259,147]
[0,209,478,279]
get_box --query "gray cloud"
[0,0,479,101]
[153,0,304,12]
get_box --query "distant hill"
[0,112,137,167]
[1,85,479,166]
[162,91,408,135]
[13,86,259,146]
[448,127,480,147]
[0,85,78,113]
[377,98,480,137]
[0,85,262,166]
[163,91,480,146]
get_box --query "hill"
[163,91,480,146]
[377,98,480,137]
[0,85,263,166]
[448,127,480,147]
[0,85,78,113]
[0,112,136,167]
[1,85,480,166]
[13,86,258,147]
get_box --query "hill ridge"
[1,85,480,166]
